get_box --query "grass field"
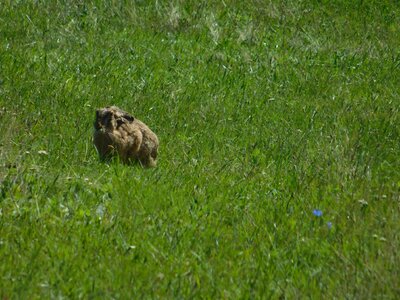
[1,0,399,298]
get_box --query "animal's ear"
[94,110,101,129]
[123,113,134,122]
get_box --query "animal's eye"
[101,112,111,123]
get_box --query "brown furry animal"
[93,106,159,167]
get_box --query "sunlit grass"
[0,1,399,298]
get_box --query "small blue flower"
[313,209,323,217]
[327,222,332,229]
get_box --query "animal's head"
[94,106,135,131]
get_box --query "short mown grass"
[1,1,399,298]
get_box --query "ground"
[0,1,399,298]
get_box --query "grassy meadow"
[1,0,399,298]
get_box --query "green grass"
[1,0,399,298]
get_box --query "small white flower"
[38,150,48,155]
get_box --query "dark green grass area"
[1,1,399,298]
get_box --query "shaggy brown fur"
[93,106,159,167]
